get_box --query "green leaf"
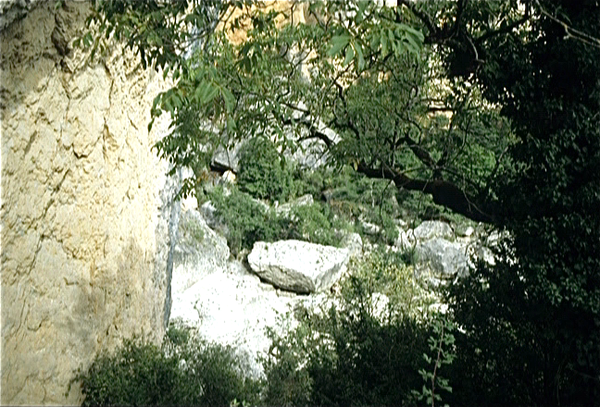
[400,23,424,43]
[203,85,220,104]
[222,87,235,113]
[403,33,421,55]
[328,34,351,57]
[380,30,388,57]
[195,80,208,102]
[354,42,365,71]
[227,117,237,132]
[356,1,368,23]
[343,45,355,66]
[83,32,93,47]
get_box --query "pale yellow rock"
[1,2,174,405]
[221,1,310,45]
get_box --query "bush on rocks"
[75,324,261,407]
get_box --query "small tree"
[237,136,296,202]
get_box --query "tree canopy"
[85,0,521,223]
[84,1,600,405]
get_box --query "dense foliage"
[208,162,433,255]
[75,324,261,407]
[81,1,600,405]
[208,186,348,255]
[264,252,454,406]
[237,136,297,202]
[84,0,511,222]
[445,0,600,405]
[76,253,454,407]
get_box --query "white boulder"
[341,232,364,258]
[395,228,417,250]
[416,238,469,277]
[171,209,303,378]
[248,240,350,294]
[172,260,299,378]
[276,193,314,215]
[413,220,454,240]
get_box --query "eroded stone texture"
[1,2,175,405]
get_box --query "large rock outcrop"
[170,208,313,378]
[1,2,176,405]
[248,240,350,294]
[415,238,469,277]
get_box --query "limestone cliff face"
[1,2,177,405]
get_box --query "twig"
[534,0,600,49]
[430,322,445,407]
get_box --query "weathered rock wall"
[1,1,177,405]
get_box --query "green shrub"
[76,338,180,407]
[209,187,352,255]
[292,166,326,198]
[262,251,445,407]
[302,167,400,244]
[262,326,314,407]
[209,186,282,255]
[411,315,456,407]
[237,136,296,203]
[341,250,438,319]
[75,324,260,407]
[284,202,351,248]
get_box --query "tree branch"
[534,0,600,49]
[357,162,495,223]
[475,3,531,45]
[397,0,440,39]
[451,0,469,39]
[300,128,334,148]
[401,135,437,170]
[281,114,335,148]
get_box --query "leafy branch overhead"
[83,0,527,223]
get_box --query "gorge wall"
[1,1,177,404]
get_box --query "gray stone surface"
[199,200,230,235]
[170,210,318,378]
[360,219,382,235]
[394,228,417,250]
[0,0,43,31]
[174,209,230,270]
[416,238,469,277]
[341,232,364,258]
[248,240,350,294]
[212,143,243,173]
[413,220,454,240]
[171,258,298,378]
[276,193,314,215]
